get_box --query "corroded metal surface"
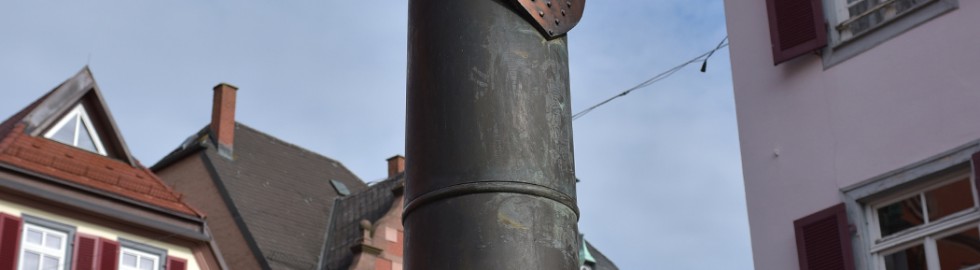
[405,0,580,269]
[512,0,585,38]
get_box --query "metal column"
[405,0,584,269]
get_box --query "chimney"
[212,83,238,159]
[386,155,405,178]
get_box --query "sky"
[0,1,751,269]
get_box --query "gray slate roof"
[587,241,619,270]
[153,123,618,270]
[156,123,367,270]
[318,175,619,270]
[320,175,403,270]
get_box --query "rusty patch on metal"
[512,0,585,38]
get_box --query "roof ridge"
[339,174,404,201]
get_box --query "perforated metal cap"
[512,0,585,38]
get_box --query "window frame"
[865,169,980,269]
[842,141,980,270]
[118,238,167,270]
[43,104,108,155]
[819,0,958,68]
[16,215,76,270]
[867,171,977,244]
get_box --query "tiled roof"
[158,123,368,269]
[318,175,620,270]
[587,241,620,270]
[320,175,403,270]
[0,69,200,216]
[0,90,49,140]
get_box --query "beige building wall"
[0,199,203,270]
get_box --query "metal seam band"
[402,180,580,222]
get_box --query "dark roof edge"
[150,139,206,172]
[0,162,202,221]
[316,197,343,270]
[0,91,53,140]
[319,174,404,270]
[586,241,619,270]
[349,173,405,198]
[0,163,208,241]
[22,67,139,166]
[151,126,210,172]
[199,150,272,270]
[81,67,138,167]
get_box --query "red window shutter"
[97,238,120,270]
[0,213,22,270]
[971,152,980,198]
[766,0,828,65]
[72,234,99,270]
[166,256,187,270]
[794,204,855,270]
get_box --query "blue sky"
[0,1,751,269]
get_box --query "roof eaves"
[0,171,209,242]
[150,128,210,172]
[0,161,204,223]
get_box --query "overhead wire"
[571,36,729,121]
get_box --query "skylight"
[44,104,107,155]
[330,179,351,196]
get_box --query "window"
[842,143,980,270]
[821,0,958,66]
[119,248,159,270]
[16,216,75,270]
[866,170,980,269]
[385,227,397,242]
[43,104,107,155]
[835,0,938,40]
[118,239,166,270]
[330,179,351,196]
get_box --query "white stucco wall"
[0,200,203,270]
[723,1,980,269]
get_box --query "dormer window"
[44,104,107,155]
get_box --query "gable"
[0,67,200,217]
[44,103,107,155]
[19,67,136,165]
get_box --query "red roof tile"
[0,123,200,216]
[0,69,201,217]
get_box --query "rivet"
[548,30,555,35]
[567,1,572,7]
[546,0,552,7]
[538,10,544,17]
[561,9,566,16]
[555,19,560,25]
